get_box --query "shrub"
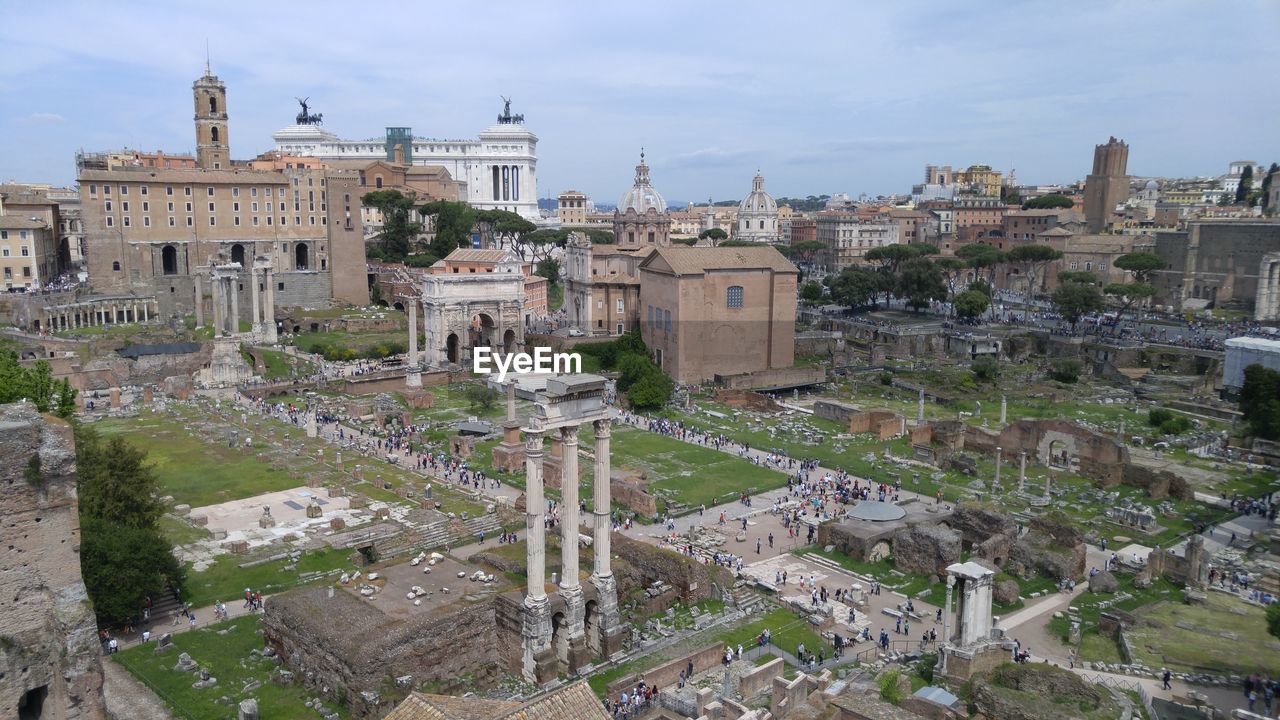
[879,371,893,386]
[971,356,999,383]
[1047,358,1081,383]
[879,670,903,705]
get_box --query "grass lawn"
[1126,592,1280,676]
[719,607,828,659]
[256,348,314,380]
[180,546,354,609]
[608,425,786,510]
[114,615,347,720]
[95,414,305,507]
[1046,573,1182,662]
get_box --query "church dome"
[738,173,777,215]
[1144,179,1158,191]
[618,151,667,214]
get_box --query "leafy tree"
[1104,282,1156,318]
[616,353,652,392]
[969,279,994,298]
[1052,280,1104,330]
[934,257,967,306]
[464,383,498,411]
[897,257,947,312]
[535,258,561,284]
[75,426,165,528]
[1268,603,1280,641]
[361,189,422,258]
[586,229,615,245]
[910,243,940,256]
[1021,194,1075,210]
[1240,364,1280,440]
[790,240,827,267]
[627,366,674,410]
[1001,185,1023,205]
[80,517,185,627]
[403,253,439,268]
[1113,252,1163,284]
[865,245,920,274]
[477,209,537,253]
[954,288,990,319]
[956,243,1005,286]
[1148,408,1192,435]
[971,356,999,383]
[1005,244,1063,297]
[516,229,569,264]
[1047,358,1082,384]
[719,239,756,247]
[1236,165,1254,204]
[1057,270,1099,286]
[698,228,728,245]
[616,330,648,356]
[799,281,824,304]
[420,200,477,259]
[830,266,890,309]
[0,350,73,416]
[1261,163,1279,212]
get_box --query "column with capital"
[521,430,555,683]
[250,266,262,337]
[212,276,224,337]
[590,417,623,657]
[229,276,240,335]
[194,273,203,327]
[559,425,588,669]
[263,268,277,343]
[406,299,421,387]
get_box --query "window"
[143,216,150,227]
[106,216,113,227]
[122,201,129,212]
[251,202,258,212]
[252,217,259,226]
[1099,262,1107,271]
[211,126,219,142]
[166,186,173,196]
[140,186,148,196]
[234,216,240,226]
[104,201,112,212]
[1069,262,1078,271]
[185,202,192,212]
[184,186,192,196]
[186,216,193,227]
[0,246,6,255]
[1085,261,1092,271]
[209,216,216,226]
[208,202,215,212]
[207,187,214,196]
[120,185,128,195]
[89,184,97,196]
[103,185,111,195]
[168,217,175,227]
[21,246,29,256]
[233,202,239,212]
[142,201,149,212]
[251,187,258,197]
[664,309,671,333]
[233,187,239,197]
[616,298,624,315]
[209,96,217,113]
[727,285,744,308]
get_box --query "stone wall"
[0,404,107,720]
[891,524,961,578]
[737,656,784,700]
[1118,462,1192,500]
[611,469,658,517]
[713,389,781,412]
[605,642,725,698]
[814,400,860,425]
[612,535,733,605]
[1009,513,1086,581]
[262,587,500,717]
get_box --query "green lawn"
[181,547,353,609]
[608,425,786,511]
[719,607,828,659]
[113,615,347,720]
[1126,591,1280,676]
[256,348,314,380]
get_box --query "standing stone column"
[521,430,554,683]
[194,273,203,328]
[406,299,421,387]
[250,267,262,336]
[229,277,240,335]
[559,425,588,669]
[993,447,1002,492]
[1000,395,1007,425]
[590,417,622,657]
[917,388,925,425]
[262,269,277,343]
[212,277,224,338]
[1018,451,1026,492]
[506,380,517,421]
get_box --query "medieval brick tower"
[193,64,230,169]
[1084,136,1129,233]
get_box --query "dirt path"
[103,658,173,720]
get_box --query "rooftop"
[643,246,798,276]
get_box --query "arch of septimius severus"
[1255,252,1280,320]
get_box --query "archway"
[446,333,459,364]
[584,600,601,656]
[503,328,516,354]
[1048,440,1070,469]
[230,243,246,266]
[470,313,496,353]
[295,243,310,270]
[393,301,405,312]
[551,611,569,671]
[869,540,891,562]
[161,245,178,275]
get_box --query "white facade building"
[272,102,539,219]
[735,173,779,243]
[815,215,900,273]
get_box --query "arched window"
[161,245,178,275]
[230,244,245,266]
[295,242,309,270]
[209,96,218,113]
[211,126,220,143]
[112,260,121,271]
[726,285,744,308]
[375,176,383,189]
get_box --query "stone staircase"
[374,514,503,560]
[730,581,769,616]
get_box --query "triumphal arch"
[415,251,525,370]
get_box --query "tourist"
[1162,669,1171,690]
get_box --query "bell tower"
[193,62,230,169]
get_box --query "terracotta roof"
[0,216,47,229]
[643,245,797,276]
[384,682,607,720]
[78,168,289,184]
[441,248,510,263]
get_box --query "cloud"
[22,112,64,124]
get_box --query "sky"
[2,1,1279,206]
